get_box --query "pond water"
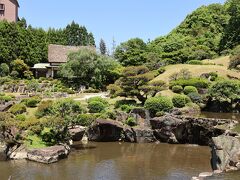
[200,112,240,122]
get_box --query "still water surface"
[0,142,239,180]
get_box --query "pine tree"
[99,39,107,55]
[88,32,96,46]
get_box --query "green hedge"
[144,96,173,116]
[9,103,27,115]
[170,78,209,89]
[172,85,183,94]
[88,101,107,113]
[183,86,198,95]
[172,95,189,108]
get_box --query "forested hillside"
[0,20,95,67]
[115,0,240,67]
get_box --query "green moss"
[25,135,48,149]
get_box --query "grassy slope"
[153,56,239,84]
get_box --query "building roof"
[11,0,19,7]
[32,63,50,69]
[48,44,94,63]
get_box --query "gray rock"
[211,135,240,172]
[0,142,8,161]
[8,144,27,160]
[27,145,70,164]
[69,126,86,141]
[88,119,124,142]
[124,127,156,143]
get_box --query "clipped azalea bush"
[9,103,27,115]
[172,85,183,94]
[183,86,198,95]
[172,95,189,108]
[88,101,107,113]
[144,96,173,116]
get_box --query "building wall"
[0,0,18,22]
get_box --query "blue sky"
[19,0,226,50]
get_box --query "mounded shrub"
[187,92,202,103]
[25,98,39,107]
[158,67,166,74]
[16,114,26,121]
[88,101,107,113]
[144,96,173,116]
[9,103,27,115]
[75,114,96,126]
[0,95,12,102]
[187,60,203,65]
[87,97,108,106]
[172,95,189,108]
[114,99,137,109]
[170,78,209,89]
[35,100,53,118]
[120,104,134,113]
[183,86,198,95]
[172,85,183,94]
[125,117,137,127]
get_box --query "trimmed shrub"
[187,92,202,103]
[88,101,107,113]
[87,97,108,106]
[25,98,39,107]
[114,99,137,109]
[170,78,209,89]
[183,86,198,95]
[158,67,166,74]
[172,95,188,108]
[75,114,96,126]
[0,95,12,102]
[172,85,183,94]
[16,114,26,121]
[187,60,203,65]
[125,117,137,127]
[144,96,173,116]
[35,100,53,118]
[120,104,134,113]
[9,103,27,115]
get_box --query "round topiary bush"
[172,95,188,108]
[88,101,107,113]
[9,103,27,115]
[125,117,137,127]
[144,96,173,116]
[172,85,183,94]
[187,92,202,103]
[25,98,39,107]
[183,86,198,95]
[76,114,96,126]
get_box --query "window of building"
[0,4,5,11]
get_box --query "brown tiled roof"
[48,44,94,63]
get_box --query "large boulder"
[211,135,240,172]
[8,144,27,160]
[88,119,124,142]
[69,126,86,141]
[0,142,8,161]
[27,145,70,164]
[123,127,156,143]
[150,115,234,145]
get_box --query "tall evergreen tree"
[88,32,95,46]
[99,39,107,55]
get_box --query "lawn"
[153,56,239,84]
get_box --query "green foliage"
[158,67,166,74]
[10,59,30,78]
[172,85,183,94]
[114,38,147,66]
[208,80,240,103]
[0,112,15,131]
[53,98,83,119]
[88,101,107,113]
[183,86,198,95]
[24,97,40,108]
[35,100,53,118]
[16,114,26,121]
[187,92,202,103]
[172,95,189,108]
[75,114,96,126]
[120,104,134,113]
[99,39,107,55]
[114,99,137,109]
[0,95,12,102]
[0,63,10,77]
[87,97,108,106]
[229,54,240,70]
[9,103,27,115]
[125,117,137,127]
[187,60,203,65]
[108,66,166,104]
[59,49,122,89]
[170,78,209,89]
[144,96,173,116]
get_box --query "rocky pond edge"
[1,111,240,179]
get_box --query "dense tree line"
[0,19,95,67]
[115,0,240,67]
